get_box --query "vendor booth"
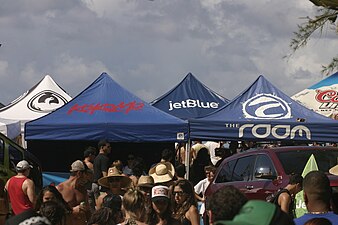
[151,72,229,119]
[190,75,338,143]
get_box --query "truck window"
[9,144,24,172]
[253,154,277,180]
[215,159,236,183]
[232,156,255,182]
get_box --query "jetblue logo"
[168,99,219,111]
[242,94,291,120]
[27,90,68,113]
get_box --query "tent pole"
[185,140,191,180]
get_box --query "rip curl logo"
[27,90,68,113]
[67,101,144,115]
[242,94,291,120]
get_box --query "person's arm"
[186,205,200,225]
[101,158,110,177]
[194,181,204,201]
[195,193,203,202]
[96,194,104,210]
[23,179,36,206]
[278,192,291,214]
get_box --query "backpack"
[266,188,290,205]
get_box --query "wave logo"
[242,93,291,120]
[28,90,69,113]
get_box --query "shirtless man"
[57,160,92,224]
[5,160,35,215]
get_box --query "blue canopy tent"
[25,72,188,142]
[190,75,338,142]
[151,73,229,119]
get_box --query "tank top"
[8,176,33,215]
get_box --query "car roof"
[221,145,338,163]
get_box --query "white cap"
[70,160,85,172]
[151,185,169,201]
[16,160,33,171]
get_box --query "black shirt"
[93,153,110,182]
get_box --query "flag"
[294,154,318,218]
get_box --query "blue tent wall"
[190,75,338,142]
[25,73,188,142]
[151,73,229,119]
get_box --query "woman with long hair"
[189,148,212,185]
[35,185,72,225]
[148,185,180,225]
[35,185,72,213]
[120,188,147,225]
[172,180,199,225]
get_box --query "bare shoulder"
[279,192,291,199]
[56,182,64,192]
[188,205,199,214]
[23,178,34,187]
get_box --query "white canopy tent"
[0,75,72,147]
[0,118,20,139]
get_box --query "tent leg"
[185,141,190,180]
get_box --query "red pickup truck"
[205,146,338,205]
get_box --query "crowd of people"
[2,139,338,225]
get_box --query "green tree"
[287,0,338,75]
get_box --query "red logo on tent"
[67,101,145,115]
[315,90,338,103]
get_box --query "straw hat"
[149,162,175,184]
[98,167,132,188]
[329,164,338,176]
[137,175,154,188]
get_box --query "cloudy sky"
[0,0,336,105]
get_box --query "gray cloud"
[0,0,336,105]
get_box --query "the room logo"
[238,124,311,140]
[242,93,291,119]
[27,90,68,113]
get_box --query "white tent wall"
[0,118,21,140]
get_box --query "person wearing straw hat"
[149,162,175,187]
[137,175,154,197]
[137,175,155,214]
[96,167,132,209]
[329,164,338,176]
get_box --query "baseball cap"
[151,185,169,202]
[16,160,33,171]
[215,200,294,225]
[70,160,85,172]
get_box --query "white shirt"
[204,141,220,165]
[194,178,210,196]
[194,178,210,215]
